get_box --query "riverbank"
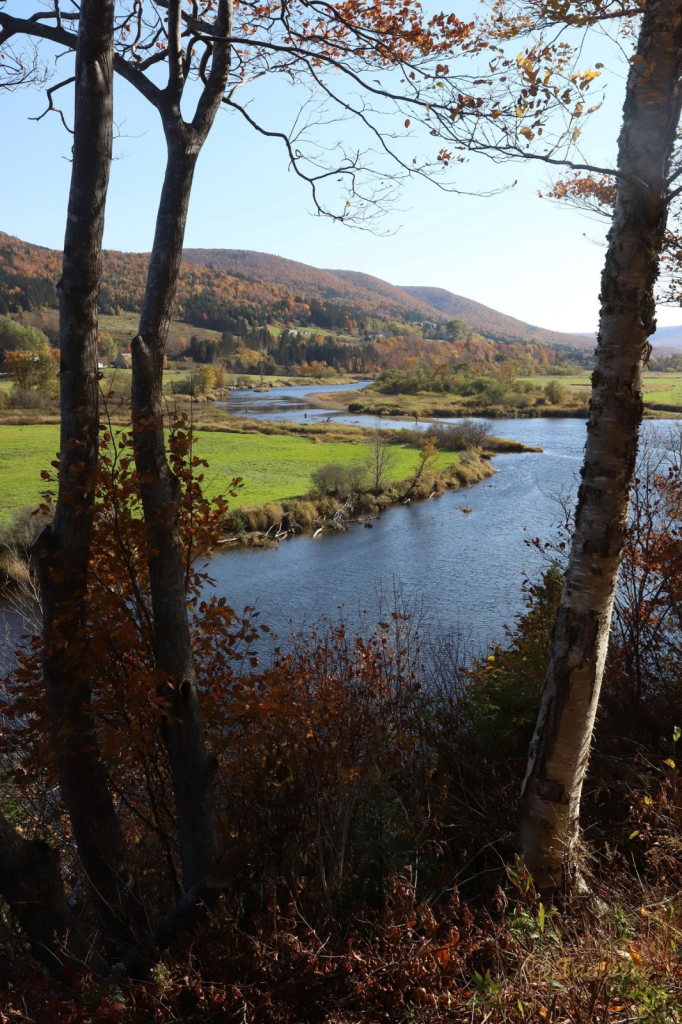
[310,384,682,420]
[0,413,542,596]
[0,416,599,657]
[310,388,590,419]
[0,450,496,586]
[0,418,539,521]
[219,451,495,548]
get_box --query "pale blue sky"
[1,4,680,335]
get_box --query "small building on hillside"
[114,352,133,369]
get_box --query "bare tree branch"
[28,74,75,132]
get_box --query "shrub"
[169,365,217,396]
[422,419,492,450]
[281,499,319,527]
[263,502,284,527]
[213,362,228,389]
[311,462,367,497]
[465,567,563,758]
[168,375,194,395]
[482,380,510,405]
[507,392,533,409]
[245,507,269,531]
[544,379,569,404]
[10,388,45,409]
[359,494,379,513]
[311,462,349,495]
[195,364,217,394]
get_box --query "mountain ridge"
[181,247,593,347]
[397,285,589,348]
[0,231,638,349]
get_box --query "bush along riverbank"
[350,397,592,419]
[0,507,38,590]
[218,449,495,548]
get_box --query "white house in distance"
[114,352,133,369]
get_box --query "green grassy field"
[335,371,682,419]
[0,425,456,522]
[523,372,682,407]
[0,425,60,519]
[641,373,682,407]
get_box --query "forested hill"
[399,285,591,348]
[181,248,439,323]
[1,230,589,346]
[181,247,591,346]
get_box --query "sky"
[1,3,680,336]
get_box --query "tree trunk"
[0,809,106,976]
[517,0,682,891]
[131,130,219,888]
[129,1,232,888]
[31,0,142,953]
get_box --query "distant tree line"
[182,326,377,375]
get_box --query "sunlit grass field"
[522,371,682,407]
[0,425,456,521]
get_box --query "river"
[208,394,586,652]
[1,383,665,662]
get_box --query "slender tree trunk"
[31,0,142,952]
[129,0,232,888]
[517,0,682,891]
[131,132,220,887]
[0,809,106,976]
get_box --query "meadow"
[327,370,682,418]
[526,371,682,407]
[0,424,456,521]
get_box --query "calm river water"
[208,397,586,651]
[3,383,664,662]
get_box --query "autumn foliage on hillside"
[1,231,448,329]
[0,233,592,359]
[0,231,316,326]
[0,232,592,377]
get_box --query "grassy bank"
[312,370,682,419]
[317,387,590,419]
[223,453,494,544]
[0,420,512,522]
